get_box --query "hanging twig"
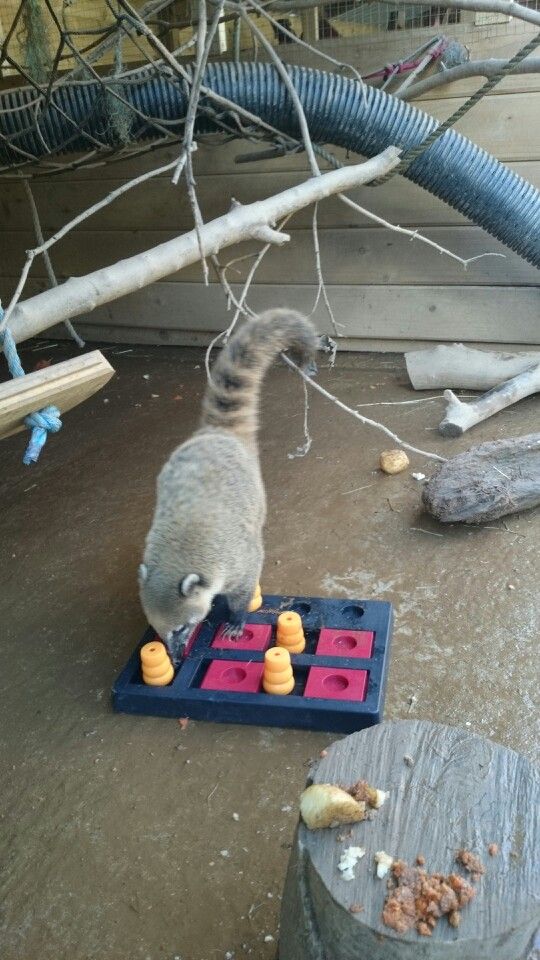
[21,177,85,348]
[310,204,341,335]
[236,4,320,176]
[205,212,293,380]
[235,0,365,88]
[173,0,225,283]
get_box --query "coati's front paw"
[221,622,246,641]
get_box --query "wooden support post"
[0,350,114,441]
[279,720,540,960]
[300,7,319,42]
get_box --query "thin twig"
[205,213,292,382]
[237,0,365,89]
[310,203,341,336]
[336,195,505,269]
[237,5,320,177]
[355,395,476,407]
[179,0,224,284]
[281,356,447,462]
[409,527,445,537]
[287,379,312,459]
[21,177,85,347]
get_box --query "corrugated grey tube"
[1,62,538,266]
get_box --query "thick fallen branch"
[401,57,540,101]
[3,147,400,347]
[405,343,540,390]
[439,365,540,435]
[423,433,540,522]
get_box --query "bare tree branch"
[400,57,540,100]
[3,147,401,345]
[264,0,540,28]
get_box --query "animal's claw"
[221,622,245,641]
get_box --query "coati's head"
[138,564,214,644]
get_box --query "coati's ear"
[179,573,201,597]
[138,563,148,584]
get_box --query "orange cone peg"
[140,640,174,686]
[248,582,263,612]
[262,647,295,696]
[276,610,305,654]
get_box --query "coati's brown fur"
[139,309,318,660]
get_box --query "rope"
[372,30,540,184]
[0,311,62,465]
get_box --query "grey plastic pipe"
[1,62,538,266]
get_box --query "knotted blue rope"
[0,310,62,465]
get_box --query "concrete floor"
[1,342,538,960]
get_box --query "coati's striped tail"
[201,309,318,445]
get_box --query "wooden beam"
[0,350,114,441]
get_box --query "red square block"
[201,659,264,693]
[304,667,368,702]
[316,628,374,659]
[212,623,272,651]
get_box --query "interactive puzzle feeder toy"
[113,592,393,733]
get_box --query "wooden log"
[439,364,540,436]
[422,433,540,523]
[279,720,540,960]
[405,343,540,391]
[0,351,114,441]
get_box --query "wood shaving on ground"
[349,903,364,914]
[488,843,499,857]
[382,859,477,936]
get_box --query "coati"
[139,309,319,663]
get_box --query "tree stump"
[279,721,540,960]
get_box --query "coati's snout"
[138,564,213,642]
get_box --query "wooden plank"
[0,350,114,440]
[1,225,535,286]
[50,325,540,355]
[3,161,539,232]
[415,92,540,160]
[30,281,540,344]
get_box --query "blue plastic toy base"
[112,594,393,733]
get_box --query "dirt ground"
[1,342,538,960]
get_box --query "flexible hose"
[1,62,538,266]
